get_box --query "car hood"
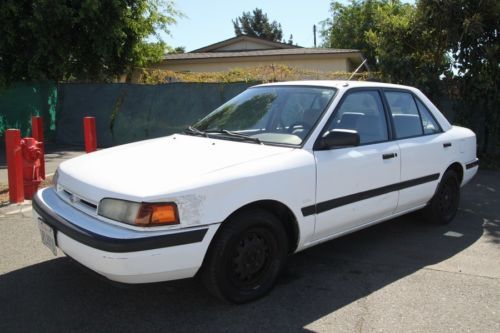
[57,134,294,201]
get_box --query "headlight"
[98,199,141,225]
[98,198,179,227]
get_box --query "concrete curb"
[0,200,32,218]
[0,173,54,217]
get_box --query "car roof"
[256,80,418,92]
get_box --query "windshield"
[190,86,336,146]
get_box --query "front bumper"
[33,187,219,283]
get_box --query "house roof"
[190,35,301,53]
[164,48,362,61]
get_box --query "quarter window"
[327,90,388,145]
[415,98,441,134]
[385,91,424,139]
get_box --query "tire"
[201,209,288,303]
[424,170,460,225]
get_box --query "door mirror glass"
[315,129,360,150]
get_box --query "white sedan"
[33,81,478,303]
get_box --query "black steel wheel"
[424,170,460,224]
[201,209,288,303]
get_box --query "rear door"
[311,89,400,241]
[383,89,445,212]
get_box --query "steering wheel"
[287,121,310,133]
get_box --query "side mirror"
[314,129,360,150]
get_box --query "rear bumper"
[33,187,219,283]
[465,158,479,170]
[462,158,479,187]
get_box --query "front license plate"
[38,219,57,256]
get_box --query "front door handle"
[382,153,398,160]
[443,142,452,148]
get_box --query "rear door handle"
[382,153,397,160]
[443,142,452,148]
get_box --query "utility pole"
[313,24,317,47]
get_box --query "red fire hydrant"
[21,137,43,199]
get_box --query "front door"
[311,89,400,241]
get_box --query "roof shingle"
[164,48,361,61]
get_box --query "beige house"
[153,35,365,73]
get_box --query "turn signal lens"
[135,203,179,226]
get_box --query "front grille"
[57,186,98,215]
[80,199,97,210]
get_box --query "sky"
[162,0,335,51]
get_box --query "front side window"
[385,91,424,139]
[192,86,336,145]
[326,90,388,145]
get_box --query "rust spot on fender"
[175,194,205,226]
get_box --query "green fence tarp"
[1,81,465,150]
[0,81,57,138]
[56,82,252,147]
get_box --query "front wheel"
[424,170,460,224]
[201,209,288,303]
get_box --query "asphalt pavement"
[0,170,499,332]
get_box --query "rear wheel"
[201,209,288,303]
[424,170,460,224]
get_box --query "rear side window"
[327,90,388,145]
[385,91,423,139]
[415,98,441,134]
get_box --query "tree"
[320,0,388,69]
[320,0,450,97]
[418,0,500,154]
[233,8,283,42]
[320,0,499,155]
[0,0,181,85]
[168,46,186,54]
[364,1,450,98]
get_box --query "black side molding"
[301,205,316,216]
[465,159,479,170]
[32,195,208,253]
[302,173,440,217]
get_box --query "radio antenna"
[348,58,368,81]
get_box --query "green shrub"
[139,65,380,84]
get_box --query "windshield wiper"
[205,129,262,144]
[184,126,208,137]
